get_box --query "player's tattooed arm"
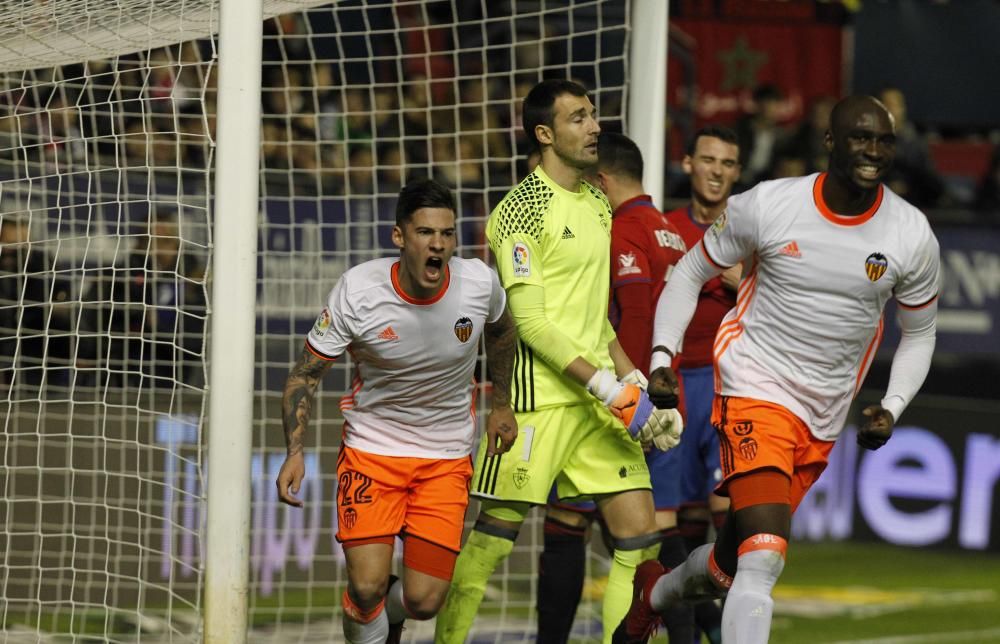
[484,307,518,455]
[484,307,517,408]
[281,346,335,456]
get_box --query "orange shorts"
[712,395,835,512]
[335,445,473,552]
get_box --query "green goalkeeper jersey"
[487,165,617,412]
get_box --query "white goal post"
[0,1,665,641]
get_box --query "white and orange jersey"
[660,173,940,441]
[306,256,506,459]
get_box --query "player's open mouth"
[856,164,881,180]
[425,256,443,280]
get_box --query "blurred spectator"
[263,13,312,63]
[769,151,808,180]
[974,145,1000,214]
[34,87,85,170]
[433,135,485,190]
[377,143,407,194]
[0,215,75,391]
[145,47,199,118]
[779,95,835,175]
[372,87,402,141]
[79,212,206,390]
[877,87,945,208]
[347,146,377,195]
[396,3,455,95]
[458,78,512,181]
[401,74,433,165]
[734,84,786,186]
[329,87,375,148]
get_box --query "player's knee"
[347,577,389,609]
[403,588,448,621]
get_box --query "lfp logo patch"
[865,252,888,282]
[708,209,728,242]
[513,242,530,277]
[312,307,331,337]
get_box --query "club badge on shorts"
[454,317,473,342]
[512,242,530,277]
[865,252,888,281]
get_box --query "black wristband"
[651,345,674,359]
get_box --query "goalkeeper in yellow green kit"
[434,79,683,644]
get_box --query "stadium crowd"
[2,5,997,401]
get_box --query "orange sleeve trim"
[738,534,788,558]
[698,240,731,270]
[305,340,338,361]
[897,293,939,310]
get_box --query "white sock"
[650,543,720,610]
[385,577,407,625]
[721,590,774,644]
[721,546,785,644]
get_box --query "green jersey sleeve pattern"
[583,180,613,234]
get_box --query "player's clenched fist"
[647,366,680,409]
[857,404,894,451]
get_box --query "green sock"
[602,543,660,644]
[434,529,514,644]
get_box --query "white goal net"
[0,1,632,641]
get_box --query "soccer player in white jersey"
[613,95,941,644]
[275,178,519,644]
[435,79,682,644]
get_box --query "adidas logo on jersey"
[561,226,575,239]
[377,326,399,341]
[779,241,802,258]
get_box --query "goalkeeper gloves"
[623,369,684,450]
[638,406,683,451]
[587,368,683,451]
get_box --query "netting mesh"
[0,1,631,641]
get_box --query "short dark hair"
[686,125,740,156]
[522,79,589,149]
[395,178,456,226]
[597,132,643,183]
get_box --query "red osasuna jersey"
[610,194,687,375]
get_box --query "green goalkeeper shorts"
[470,399,651,505]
